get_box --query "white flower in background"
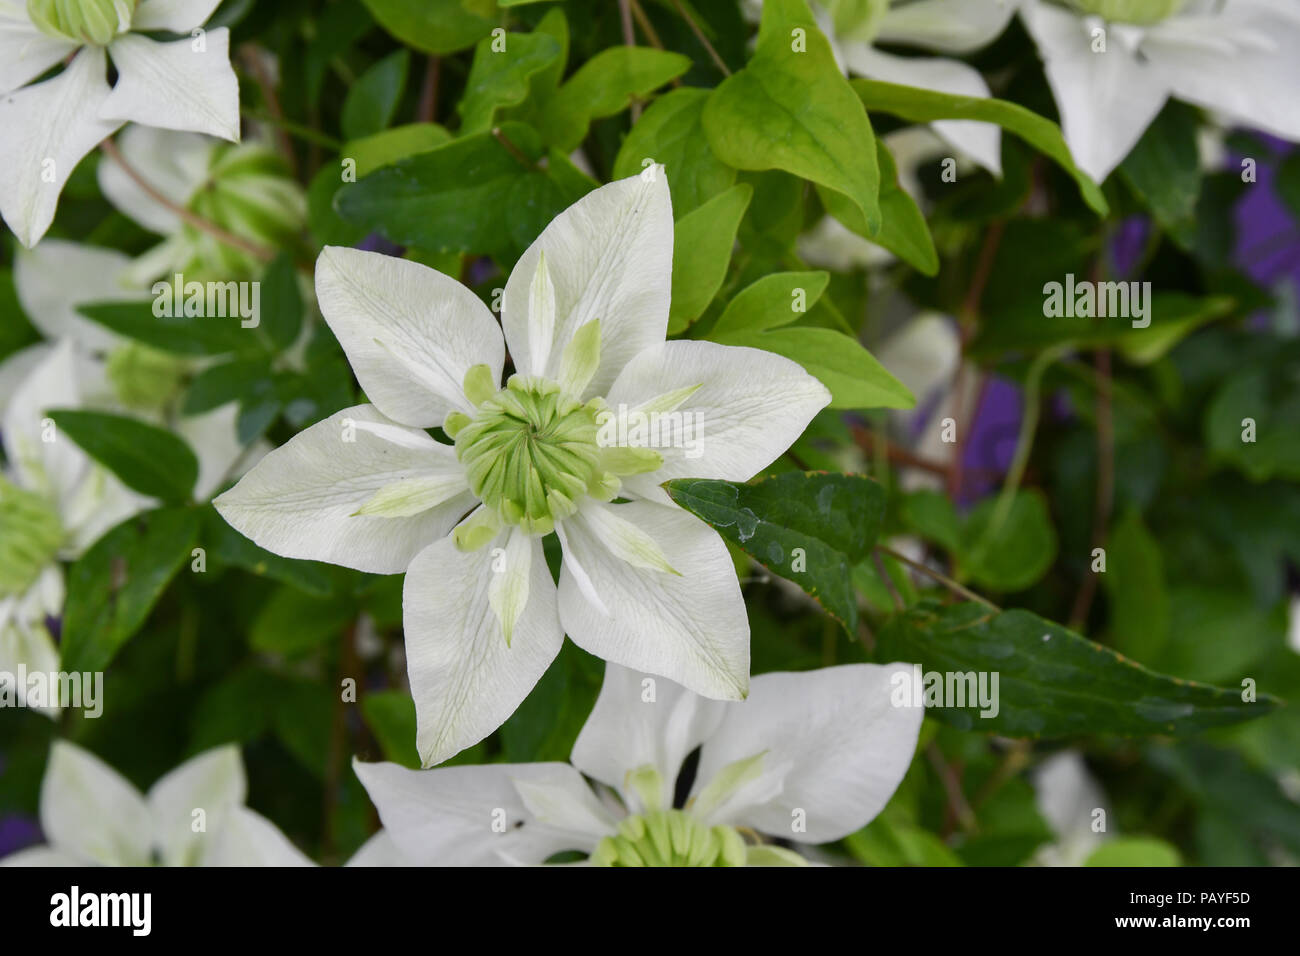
[355,662,922,866]
[0,741,312,865]
[1020,0,1300,182]
[0,342,150,716]
[215,170,831,767]
[0,0,240,247]
[97,124,306,284]
[1031,749,1112,866]
[745,0,1016,173]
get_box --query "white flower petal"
[40,741,152,866]
[353,759,595,865]
[0,46,121,248]
[177,402,249,502]
[0,9,76,95]
[101,30,239,141]
[344,829,410,866]
[557,500,750,700]
[131,0,224,32]
[1019,1,1169,181]
[691,663,922,843]
[502,170,673,397]
[213,405,474,574]
[404,529,563,767]
[511,774,619,845]
[571,662,726,800]
[96,124,212,234]
[1032,750,1111,867]
[0,578,62,718]
[146,745,245,867]
[603,340,830,493]
[14,240,140,350]
[2,341,92,512]
[205,807,316,866]
[315,246,505,428]
[877,0,1016,54]
[488,525,533,646]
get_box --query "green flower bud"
[105,341,186,411]
[590,810,748,867]
[27,0,134,46]
[0,477,64,597]
[1067,0,1186,24]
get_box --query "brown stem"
[492,126,536,169]
[877,545,999,610]
[1069,347,1114,631]
[618,0,642,122]
[928,743,978,836]
[672,0,731,76]
[99,138,276,263]
[238,45,295,178]
[416,55,441,124]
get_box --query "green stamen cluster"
[105,342,186,411]
[449,373,617,536]
[1067,0,1186,23]
[0,477,63,596]
[590,810,748,867]
[27,0,134,46]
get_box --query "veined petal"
[102,31,240,141]
[97,124,212,234]
[205,807,316,866]
[511,772,619,847]
[14,240,140,351]
[404,529,563,767]
[502,170,673,398]
[574,499,677,575]
[877,0,1016,54]
[353,759,593,865]
[146,745,246,867]
[525,251,556,377]
[488,525,533,646]
[0,46,121,248]
[603,340,830,494]
[571,662,726,803]
[344,830,410,867]
[315,246,505,428]
[3,341,92,513]
[40,741,152,866]
[0,8,76,95]
[557,500,750,700]
[1019,0,1169,181]
[839,44,1003,175]
[688,750,787,827]
[692,663,922,843]
[213,405,474,574]
[131,0,224,32]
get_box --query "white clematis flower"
[215,170,832,768]
[0,341,151,716]
[0,0,240,247]
[0,741,312,866]
[1020,0,1300,182]
[354,662,923,866]
[746,0,1017,173]
[1031,749,1113,866]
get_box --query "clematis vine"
[0,741,311,865]
[355,662,923,866]
[215,169,831,767]
[1019,0,1300,181]
[0,0,240,247]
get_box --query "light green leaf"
[360,0,497,55]
[711,271,829,337]
[669,183,752,333]
[459,31,563,133]
[341,49,410,140]
[343,123,452,178]
[959,489,1058,593]
[1084,837,1182,867]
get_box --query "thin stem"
[1069,347,1114,631]
[99,137,276,263]
[928,744,978,836]
[877,545,1000,610]
[492,126,536,169]
[628,0,665,51]
[618,0,642,122]
[416,56,441,123]
[873,551,905,611]
[239,45,297,177]
[672,0,731,76]
[242,109,342,150]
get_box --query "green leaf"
[1119,101,1200,231]
[665,472,887,633]
[846,814,965,866]
[49,410,198,502]
[342,123,453,178]
[711,271,829,337]
[360,0,497,55]
[876,602,1278,737]
[341,49,410,140]
[1205,346,1300,481]
[200,505,335,596]
[459,31,563,134]
[1102,510,1169,663]
[77,299,254,356]
[250,586,355,656]
[361,691,421,769]
[1084,837,1182,867]
[181,358,272,416]
[61,507,201,673]
[704,0,880,230]
[669,182,751,333]
[258,252,303,350]
[713,325,913,409]
[500,641,603,762]
[851,78,1108,216]
[899,489,961,554]
[612,87,736,215]
[958,489,1058,593]
[540,47,691,151]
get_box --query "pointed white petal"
[1032,750,1111,867]
[571,662,726,800]
[404,529,563,767]
[315,246,505,428]
[96,124,212,234]
[353,759,595,865]
[101,31,240,141]
[1019,1,1169,181]
[131,0,224,32]
[692,663,922,843]
[502,170,673,397]
[213,405,474,574]
[2,341,93,512]
[40,741,152,865]
[525,251,556,377]
[177,403,248,502]
[0,9,76,94]
[512,774,619,845]
[15,240,140,350]
[689,750,787,827]
[877,0,1016,53]
[557,500,750,700]
[0,47,121,248]
[0,576,62,717]
[603,340,830,492]
[575,499,677,574]
[344,830,410,866]
[205,807,316,866]
[146,745,246,867]
[488,525,533,646]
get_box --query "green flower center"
[106,342,187,411]
[450,374,614,536]
[1067,0,1186,24]
[0,477,64,597]
[590,810,748,867]
[27,0,135,46]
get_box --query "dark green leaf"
[50,410,198,502]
